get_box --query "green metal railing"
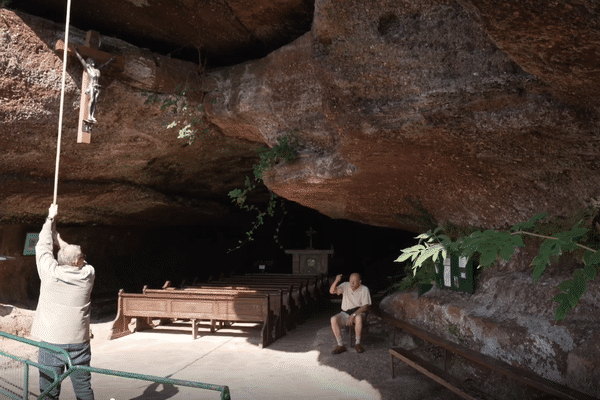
[0,330,231,400]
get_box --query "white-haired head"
[58,244,85,268]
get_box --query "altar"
[284,227,333,275]
[285,249,334,275]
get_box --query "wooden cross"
[306,226,316,249]
[55,31,123,144]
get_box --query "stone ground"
[1,301,465,400]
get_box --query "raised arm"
[48,204,70,250]
[329,274,343,295]
[35,204,59,274]
[73,46,88,69]
[98,56,115,70]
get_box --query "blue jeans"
[38,341,94,400]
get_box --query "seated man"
[329,273,371,354]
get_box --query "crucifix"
[55,31,123,143]
[306,226,316,249]
[75,31,113,143]
[74,46,113,125]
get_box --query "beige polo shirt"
[31,219,95,344]
[338,282,371,312]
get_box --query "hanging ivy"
[146,84,303,252]
[227,132,303,252]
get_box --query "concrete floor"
[2,302,460,400]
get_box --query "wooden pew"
[210,273,330,305]
[194,281,304,328]
[155,282,289,339]
[110,289,274,348]
[219,276,317,310]
[240,273,329,300]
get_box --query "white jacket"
[31,219,95,344]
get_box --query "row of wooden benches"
[109,274,330,348]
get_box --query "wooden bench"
[218,276,314,309]
[202,280,307,321]
[389,347,492,400]
[233,274,330,305]
[369,306,597,400]
[157,282,290,339]
[110,289,274,348]
[187,281,302,329]
[208,273,330,308]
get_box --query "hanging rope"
[53,0,73,205]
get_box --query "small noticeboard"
[435,254,475,293]
[23,233,39,256]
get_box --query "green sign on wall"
[23,233,39,256]
[435,253,475,294]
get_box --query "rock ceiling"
[1,0,599,231]
[12,0,315,66]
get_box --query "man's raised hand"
[48,204,58,219]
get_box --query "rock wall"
[0,226,39,305]
[0,10,267,226]
[458,0,600,102]
[380,245,600,397]
[204,0,600,231]
[2,2,600,231]
[1,1,599,394]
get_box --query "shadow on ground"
[263,300,463,400]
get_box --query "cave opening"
[85,201,416,302]
[0,200,416,311]
[1,0,414,308]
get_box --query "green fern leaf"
[557,279,574,292]
[584,251,600,266]
[583,264,597,280]
[554,302,571,321]
[510,234,525,248]
[499,243,516,262]
[552,293,569,303]
[531,258,548,283]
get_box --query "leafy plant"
[393,258,436,292]
[396,212,600,321]
[143,85,208,144]
[147,82,303,252]
[227,132,303,252]
[251,134,299,181]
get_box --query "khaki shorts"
[334,308,362,325]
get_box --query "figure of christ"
[73,46,114,124]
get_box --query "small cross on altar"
[306,226,316,249]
